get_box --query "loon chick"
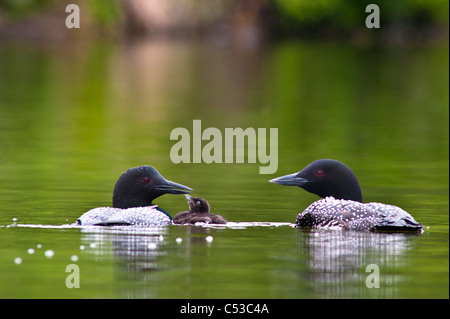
[75,166,192,226]
[173,195,227,224]
[270,159,423,232]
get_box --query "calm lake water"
[0,38,448,299]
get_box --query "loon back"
[296,197,422,232]
[76,206,172,226]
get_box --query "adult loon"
[173,195,227,224]
[75,166,192,226]
[270,159,423,232]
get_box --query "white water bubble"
[70,255,79,262]
[176,237,183,244]
[44,250,54,258]
[148,242,157,250]
[27,248,35,254]
[36,244,42,249]
[89,243,97,248]
[14,257,22,265]
[205,236,214,243]
[79,245,85,250]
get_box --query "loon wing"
[76,205,172,226]
[366,202,423,231]
[98,206,172,226]
[93,220,132,226]
[296,198,422,232]
[76,207,123,226]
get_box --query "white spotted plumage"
[76,205,172,226]
[296,196,422,231]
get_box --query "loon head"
[185,194,210,214]
[269,159,363,202]
[112,166,193,209]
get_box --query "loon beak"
[154,180,193,194]
[269,173,308,187]
[185,194,192,201]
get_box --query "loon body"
[270,159,423,232]
[75,166,192,226]
[76,206,173,226]
[173,195,227,225]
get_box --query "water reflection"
[80,226,167,271]
[78,222,291,269]
[8,222,424,298]
[78,224,221,298]
[297,229,418,298]
[77,223,420,298]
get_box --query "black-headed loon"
[173,195,227,225]
[75,166,192,226]
[270,159,423,232]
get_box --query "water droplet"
[176,237,183,244]
[27,248,35,254]
[205,236,213,243]
[14,257,22,265]
[44,250,54,258]
[70,255,79,262]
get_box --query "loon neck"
[112,194,155,209]
[319,187,362,202]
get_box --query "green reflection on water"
[0,39,448,298]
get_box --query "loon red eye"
[143,177,150,183]
[316,170,324,176]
